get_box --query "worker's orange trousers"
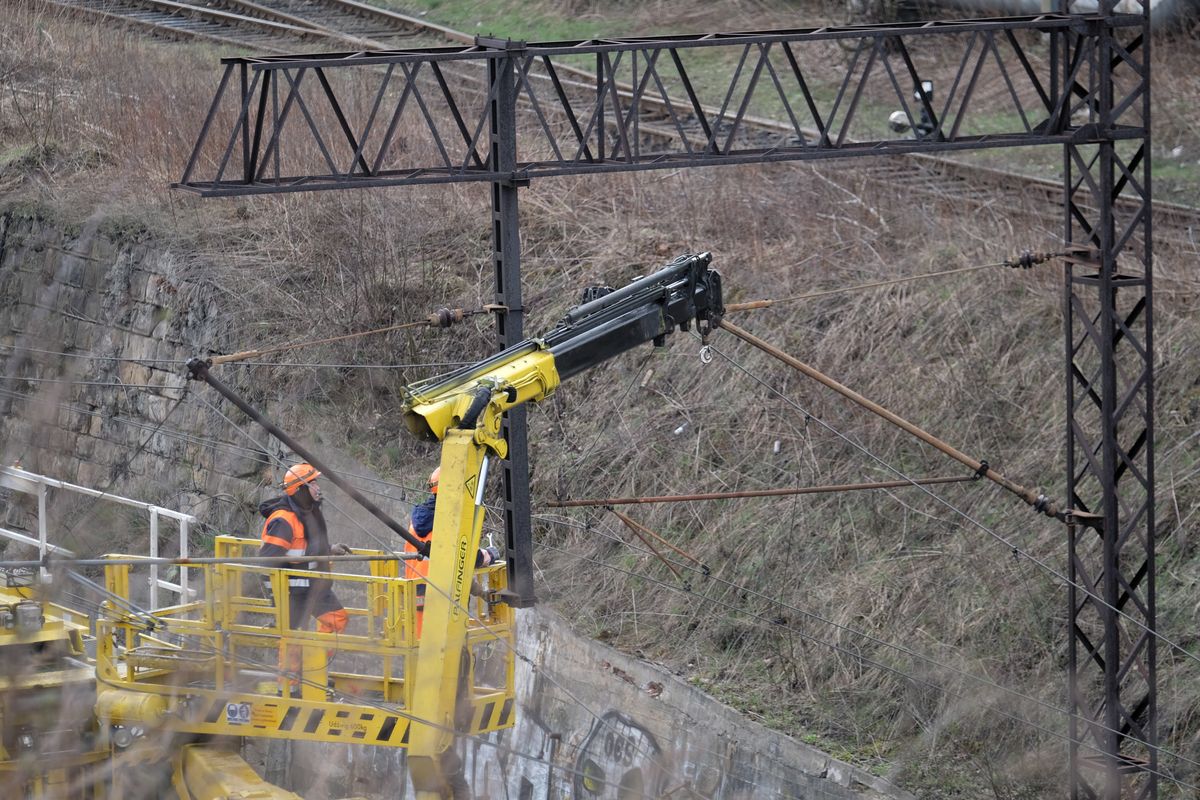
[279,599,348,692]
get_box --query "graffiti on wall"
[573,710,667,799]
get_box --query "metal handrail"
[0,466,198,607]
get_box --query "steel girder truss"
[176,15,1147,196]
[175,9,1155,798]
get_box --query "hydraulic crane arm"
[404,252,722,798]
[402,252,723,445]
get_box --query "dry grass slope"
[2,2,1200,797]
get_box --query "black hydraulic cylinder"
[548,252,723,380]
[402,252,723,404]
[186,358,429,556]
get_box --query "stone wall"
[0,204,415,548]
[280,608,912,800]
[0,203,263,533]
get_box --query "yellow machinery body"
[0,541,515,798]
[0,253,722,799]
[96,537,515,744]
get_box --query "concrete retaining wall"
[458,609,911,800]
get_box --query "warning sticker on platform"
[251,704,279,727]
[226,702,251,725]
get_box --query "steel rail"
[206,0,452,46]
[42,0,375,50]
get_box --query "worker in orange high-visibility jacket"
[259,462,350,694]
[405,466,500,636]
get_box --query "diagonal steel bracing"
[176,15,1151,196]
[175,8,1155,797]
[1061,4,1153,798]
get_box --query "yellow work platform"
[95,536,515,745]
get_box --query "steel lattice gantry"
[174,8,1153,797]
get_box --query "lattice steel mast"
[1062,2,1154,797]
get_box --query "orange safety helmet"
[428,466,440,494]
[283,463,321,496]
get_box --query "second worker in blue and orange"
[404,466,501,636]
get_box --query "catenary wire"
[564,349,655,477]
[8,378,188,389]
[25,370,1182,786]
[702,331,1200,674]
[12,401,1175,793]
[0,386,432,503]
[533,507,1200,775]
[723,252,1063,314]
[50,387,191,554]
[2,311,1171,782]
[527,339,1186,774]
[4,345,1185,695]
[0,341,471,370]
[5,358,1185,770]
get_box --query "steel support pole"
[37,483,48,581]
[149,507,160,610]
[1064,3,1155,797]
[486,39,535,607]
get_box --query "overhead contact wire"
[533,537,1200,791]
[539,508,1200,780]
[700,334,1200,676]
[546,475,974,507]
[724,250,1068,313]
[206,307,485,365]
[717,318,1063,519]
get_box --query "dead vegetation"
[2,2,1200,798]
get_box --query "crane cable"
[716,318,1066,522]
[723,249,1072,313]
[206,306,488,365]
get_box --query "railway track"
[32,0,1200,251]
[45,0,344,50]
[41,0,465,49]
